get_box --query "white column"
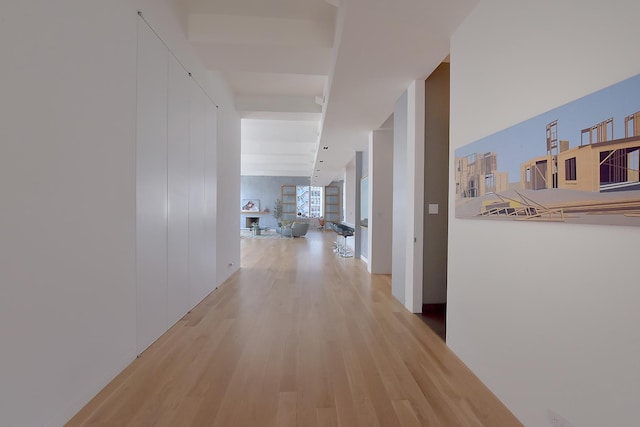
[392,80,425,313]
[404,79,425,313]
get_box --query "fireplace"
[245,217,259,228]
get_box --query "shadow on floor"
[416,304,446,341]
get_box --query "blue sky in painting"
[455,73,640,183]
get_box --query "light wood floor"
[67,230,522,426]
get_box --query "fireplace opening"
[245,217,259,228]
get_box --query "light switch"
[428,204,439,215]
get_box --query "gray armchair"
[280,222,309,238]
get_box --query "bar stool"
[339,229,354,257]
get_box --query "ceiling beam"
[236,95,322,115]
[188,14,334,48]
[193,43,332,75]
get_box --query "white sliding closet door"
[204,99,217,293]
[136,16,217,353]
[167,55,191,327]
[189,81,208,307]
[136,21,168,354]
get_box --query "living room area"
[240,175,342,239]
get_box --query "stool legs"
[341,234,353,257]
[333,233,342,253]
[331,228,353,258]
[334,234,352,257]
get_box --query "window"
[565,157,577,181]
[296,186,309,216]
[309,186,323,218]
[296,186,323,217]
[485,173,495,192]
[629,149,639,176]
[467,153,476,165]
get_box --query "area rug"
[240,229,282,239]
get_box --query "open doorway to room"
[418,58,450,341]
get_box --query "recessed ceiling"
[241,119,319,176]
[186,0,478,183]
[187,0,334,178]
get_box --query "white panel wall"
[0,1,238,424]
[449,1,640,426]
[136,21,170,354]
[136,16,219,354]
[167,55,191,327]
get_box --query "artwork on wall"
[241,199,260,212]
[455,73,640,227]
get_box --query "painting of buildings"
[455,73,640,226]
[520,117,640,193]
[455,152,509,199]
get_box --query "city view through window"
[296,186,323,217]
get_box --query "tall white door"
[167,54,191,327]
[136,20,168,354]
[189,81,208,307]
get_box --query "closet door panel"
[136,20,168,354]
[189,81,207,307]
[167,55,190,327]
[204,99,218,294]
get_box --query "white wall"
[392,92,408,303]
[215,71,241,285]
[355,151,364,259]
[368,129,393,274]
[0,3,136,426]
[344,158,357,226]
[449,1,640,426]
[360,149,369,261]
[343,158,357,253]
[0,1,240,425]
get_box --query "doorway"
[419,60,450,341]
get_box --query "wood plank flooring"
[67,230,522,426]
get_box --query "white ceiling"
[186,0,478,183]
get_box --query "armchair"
[278,222,309,238]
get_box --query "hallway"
[68,230,520,426]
